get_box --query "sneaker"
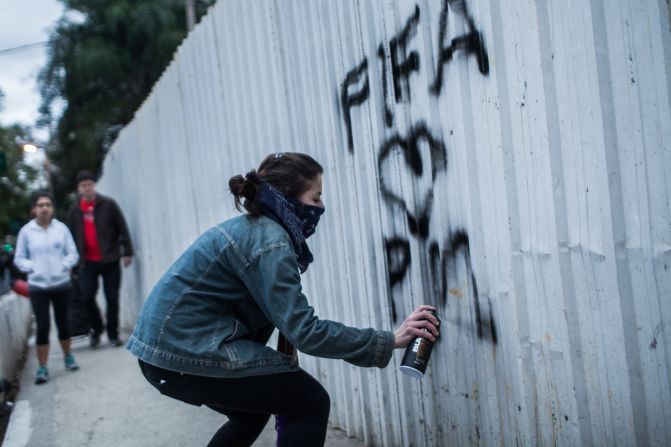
[90,332,101,348]
[109,337,124,347]
[35,366,49,385]
[64,354,79,371]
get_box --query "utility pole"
[185,0,196,32]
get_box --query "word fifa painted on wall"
[339,0,497,344]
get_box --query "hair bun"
[228,174,246,196]
[245,170,259,183]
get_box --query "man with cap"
[67,170,134,347]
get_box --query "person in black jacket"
[67,170,134,348]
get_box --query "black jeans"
[80,260,121,339]
[29,286,72,345]
[139,360,330,447]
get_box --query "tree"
[0,90,39,236]
[39,0,213,209]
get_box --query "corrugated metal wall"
[98,1,671,445]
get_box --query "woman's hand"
[394,305,440,349]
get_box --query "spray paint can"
[399,310,439,379]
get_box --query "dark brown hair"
[31,191,55,208]
[75,170,97,185]
[229,152,323,216]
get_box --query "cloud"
[0,0,64,130]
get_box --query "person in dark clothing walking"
[67,170,134,348]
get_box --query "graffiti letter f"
[341,58,370,153]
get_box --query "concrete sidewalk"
[2,331,366,447]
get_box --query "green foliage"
[0,118,38,236]
[39,0,213,211]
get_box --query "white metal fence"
[0,293,32,388]
[98,1,671,445]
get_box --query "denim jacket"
[127,215,394,378]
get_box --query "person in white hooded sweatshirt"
[14,191,80,384]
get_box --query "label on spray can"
[399,310,439,379]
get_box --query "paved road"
[3,331,366,447]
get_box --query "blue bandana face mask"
[296,202,325,239]
[256,182,325,273]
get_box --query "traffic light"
[0,151,6,174]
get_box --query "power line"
[0,41,47,56]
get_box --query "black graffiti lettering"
[385,237,411,288]
[411,124,448,178]
[376,124,497,343]
[407,210,430,239]
[340,58,369,153]
[432,0,453,97]
[384,227,500,345]
[377,124,448,179]
[429,241,442,305]
[385,237,411,321]
[443,230,497,344]
[442,230,468,308]
[338,2,490,152]
[336,2,495,342]
[378,122,447,208]
[485,296,498,344]
[390,5,421,103]
[430,0,490,96]
[445,226,469,250]
[378,124,446,243]
[472,278,498,345]
[377,44,394,127]
[407,192,434,240]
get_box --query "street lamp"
[22,143,53,194]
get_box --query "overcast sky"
[0,0,64,140]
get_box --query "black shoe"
[90,332,101,348]
[109,337,124,347]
